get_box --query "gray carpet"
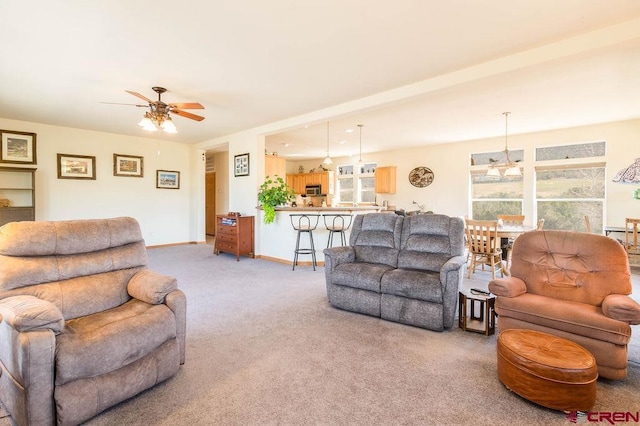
[3,243,640,425]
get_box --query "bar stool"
[290,214,320,271]
[323,214,353,248]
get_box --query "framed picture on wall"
[57,154,96,180]
[156,170,180,189]
[1,130,37,164]
[234,153,250,177]
[113,153,144,177]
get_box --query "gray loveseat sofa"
[323,213,465,331]
[0,217,186,426]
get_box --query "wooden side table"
[214,215,255,261]
[458,290,496,335]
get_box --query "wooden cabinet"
[0,167,36,227]
[375,166,397,194]
[265,155,286,178]
[214,215,255,261]
[286,171,333,195]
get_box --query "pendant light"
[356,124,365,168]
[323,121,333,165]
[487,112,521,177]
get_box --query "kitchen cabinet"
[214,215,255,261]
[265,155,286,179]
[0,167,36,227]
[286,171,333,195]
[375,166,397,194]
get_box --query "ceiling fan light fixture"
[161,116,177,133]
[138,113,153,128]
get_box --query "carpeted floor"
[2,243,640,425]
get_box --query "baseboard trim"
[147,241,205,249]
[256,254,325,267]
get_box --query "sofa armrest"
[0,295,64,333]
[602,294,640,325]
[323,246,355,270]
[128,269,178,305]
[439,255,466,282]
[488,277,527,297]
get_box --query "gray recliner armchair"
[0,217,186,426]
[324,213,466,331]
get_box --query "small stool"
[290,214,320,271]
[497,329,598,411]
[323,214,353,248]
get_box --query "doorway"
[205,172,216,236]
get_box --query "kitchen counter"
[256,206,385,265]
[274,206,387,212]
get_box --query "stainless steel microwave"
[305,185,321,196]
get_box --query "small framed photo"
[57,154,96,180]
[156,170,180,189]
[234,153,250,177]
[1,130,37,164]
[113,153,144,177]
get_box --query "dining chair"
[625,218,640,258]
[497,214,525,270]
[465,219,506,280]
[536,218,545,230]
[584,215,592,233]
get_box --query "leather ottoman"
[497,329,598,411]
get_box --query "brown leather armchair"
[488,230,640,380]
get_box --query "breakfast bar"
[256,206,385,266]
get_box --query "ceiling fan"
[108,86,205,133]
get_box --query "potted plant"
[258,175,296,224]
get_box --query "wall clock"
[408,166,434,188]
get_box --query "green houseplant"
[258,175,296,224]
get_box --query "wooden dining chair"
[585,215,592,233]
[465,219,506,280]
[536,218,545,230]
[497,215,525,271]
[625,218,640,258]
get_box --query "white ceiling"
[1,1,640,160]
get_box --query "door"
[206,172,216,235]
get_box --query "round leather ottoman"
[497,329,598,411]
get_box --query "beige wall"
[0,118,198,246]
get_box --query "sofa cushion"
[55,298,177,385]
[495,293,631,346]
[350,213,402,268]
[331,262,395,292]
[381,269,442,303]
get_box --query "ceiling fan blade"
[171,109,205,121]
[168,102,204,110]
[100,102,148,107]
[125,90,154,104]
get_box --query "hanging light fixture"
[487,112,521,177]
[323,121,333,165]
[356,124,365,168]
[139,107,178,134]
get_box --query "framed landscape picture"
[57,154,96,180]
[234,153,250,177]
[113,153,143,177]
[156,170,180,189]
[1,130,37,164]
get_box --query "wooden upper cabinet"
[285,171,333,194]
[265,155,287,179]
[375,166,397,194]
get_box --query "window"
[470,148,524,219]
[337,162,377,204]
[535,142,605,233]
[470,172,524,220]
[536,165,605,233]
